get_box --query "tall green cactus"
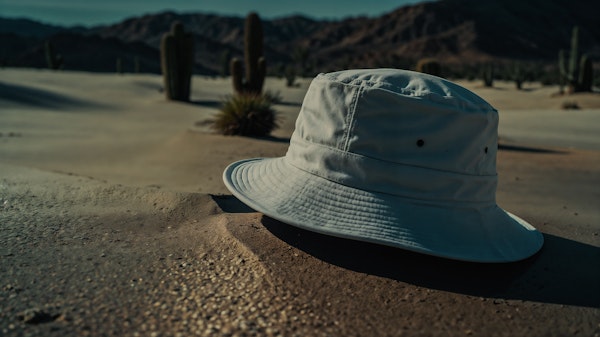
[160,22,195,101]
[579,55,593,92]
[559,26,593,93]
[44,41,63,70]
[232,12,267,95]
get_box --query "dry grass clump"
[561,101,580,110]
[212,94,279,136]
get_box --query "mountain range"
[1,0,599,76]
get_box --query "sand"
[1,68,599,336]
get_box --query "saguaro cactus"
[559,26,593,93]
[579,55,593,92]
[44,41,63,70]
[160,22,194,101]
[231,12,267,95]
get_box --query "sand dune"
[1,69,599,336]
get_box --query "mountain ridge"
[2,0,598,75]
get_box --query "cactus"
[134,56,141,73]
[415,58,441,77]
[232,12,267,95]
[44,41,63,70]
[512,62,525,90]
[292,46,309,77]
[116,57,123,74]
[559,26,593,93]
[578,54,593,92]
[230,58,244,94]
[160,21,195,101]
[482,63,494,87]
[220,50,231,77]
[285,65,297,87]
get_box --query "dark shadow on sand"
[215,195,600,307]
[190,99,301,109]
[190,100,222,108]
[0,82,108,110]
[498,144,566,154]
[274,101,302,107]
[258,215,599,308]
[255,135,290,144]
[212,195,256,213]
[132,80,163,91]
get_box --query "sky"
[0,0,428,27]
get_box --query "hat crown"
[292,69,498,176]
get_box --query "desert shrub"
[285,65,297,87]
[481,63,494,87]
[561,101,580,110]
[415,58,441,77]
[212,94,279,136]
[263,89,283,104]
[511,62,526,90]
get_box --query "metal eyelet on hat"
[416,139,425,147]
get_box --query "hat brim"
[223,157,544,263]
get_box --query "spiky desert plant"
[212,94,278,136]
[44,41,63,70]
[415,58,441,77]
[160,21,195,101]
[559,26,594,93]
[231,12,267,95]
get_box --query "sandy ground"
[0,68,599,336]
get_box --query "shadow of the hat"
[261,215,600,308]
[497,143,567,154]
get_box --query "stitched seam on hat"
[291,135,497,178]
[341,84,363,152]
[283,156,496,205]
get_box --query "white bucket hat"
[223,68,544,263]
